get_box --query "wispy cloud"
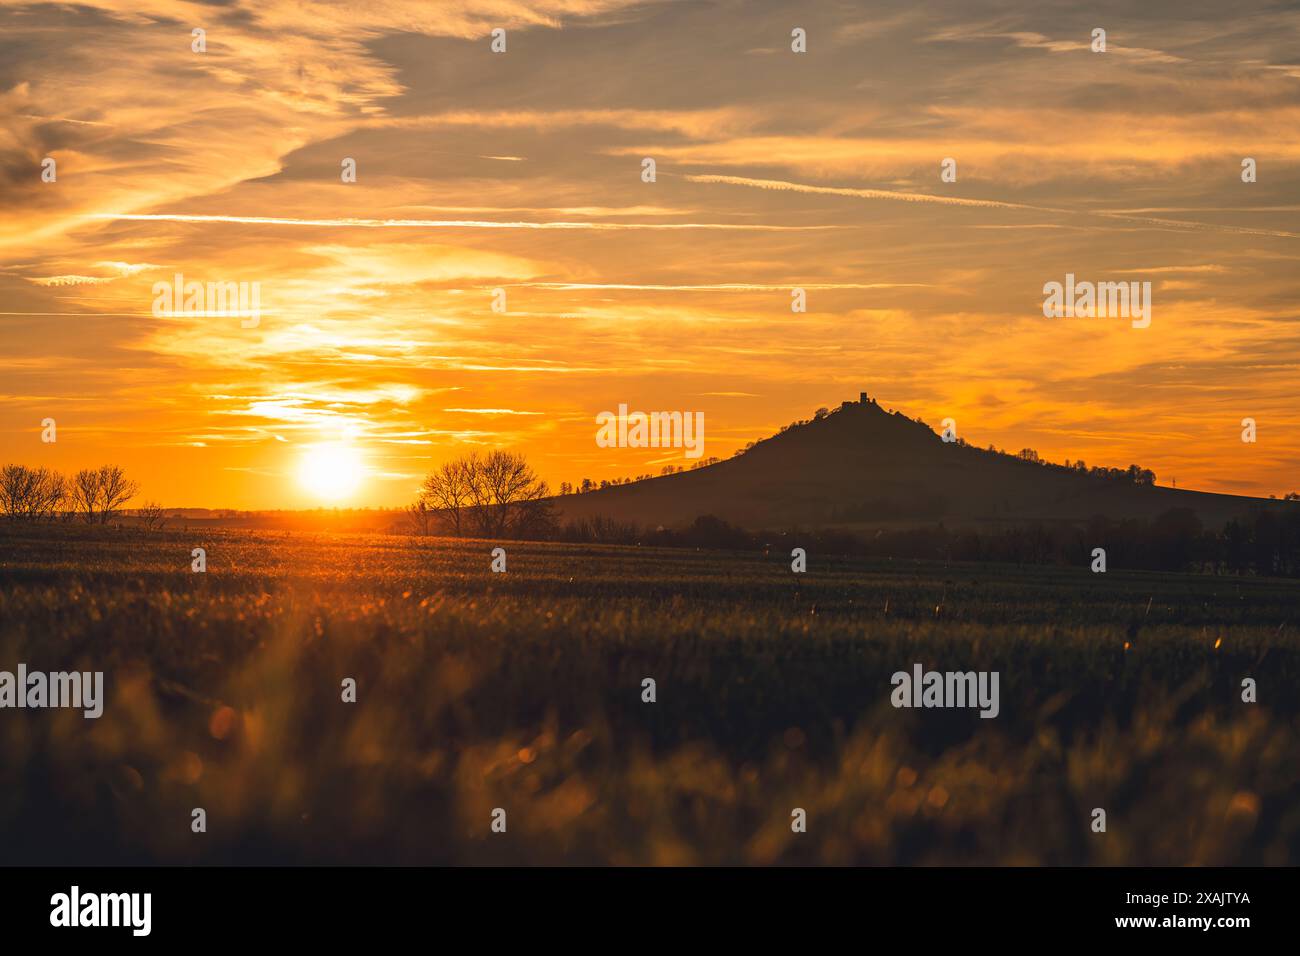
[443,407,543,415]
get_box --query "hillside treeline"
[548,507,1300,577]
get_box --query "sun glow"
[297,443,365,501]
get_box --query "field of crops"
[1,524,1297,865]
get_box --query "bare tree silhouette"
[419,458,474,535]
[97,465,139,523]
[414,450,553,538]
[0,465,66,519]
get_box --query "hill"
[554,395,1273,532]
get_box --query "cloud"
[443,408,543,415]
[27,274,117,287]
[927,28,1186,65]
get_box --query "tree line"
[553,506,1300,578]
[0,464,139,523]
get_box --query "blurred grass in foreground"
[1,524,1297,865]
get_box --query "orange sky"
[2,0,1298,509]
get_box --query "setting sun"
[297,444,365,501]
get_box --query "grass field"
[1,524,1297,865]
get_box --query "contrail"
[519,281,929,291]
[684,173,1040,211]
[84,213,835,232]
[687,173,1300,239]
[1091,210,1300,240]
